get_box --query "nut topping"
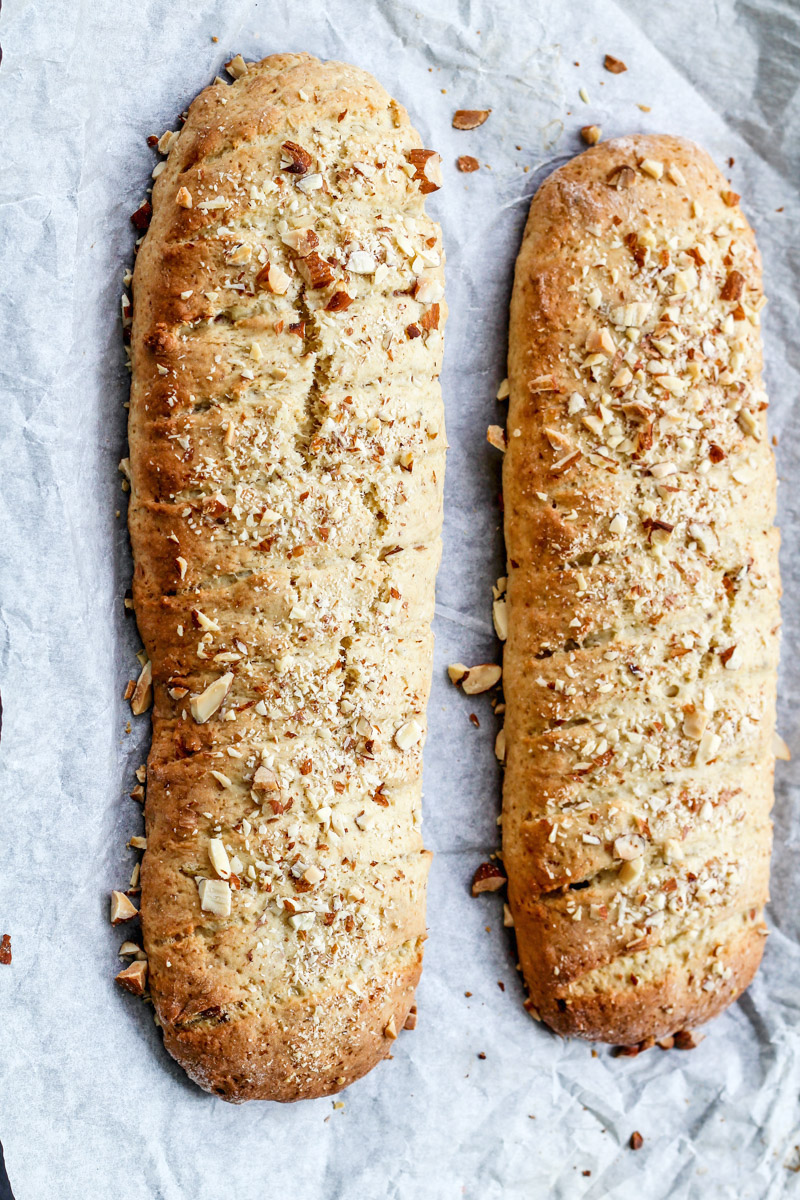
[394,718,423,750]
[208,838,231,879]
[281,140,313,174]
[406,149,442,194]
[456,155,480,172]
[604,54,627,73]
[198,877,232,917]
[581,125,602,145]
[190,672,234,724]
[175,187,193,209]
[297,252,335,289]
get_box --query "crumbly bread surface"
[502,135,779,1044]
[128,53,445,1101]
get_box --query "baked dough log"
[128,53,445,1101]
[502,135,779,1045]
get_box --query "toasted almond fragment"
[118,941,141,957]
[674,1029,703,1050]
[773,732,791,761]
[608,164,636,189]
[394,718,423,751]
[586,328,616,355]
[123,680,135,701]
[110,891,139,924]
[281,140,313,174]
[406,149,442,194]
[496,377,510,401]
[456,154,480,172]
[614,834,645,861]
[550,449,582,474]
[682,708,708,741]
[461,664,502,695]
[657,1035,675,1050]
[618,857,643,886]
[420,303,440,332]
[347,249,377,274]
[190,672,234,724]
[452,109,491,130]
[471,861,507,895]
[581,124,602,145]
[297,252,335,289]
[130,660,152,716]
[303,865,324,886]
[225,54,248,79]
[721,270,745,301]
[629,1132,644,1151]
[447,662,469,685]
[720,189,740,207]
[503,903,514,927]
[116,960,148,996]
[256,261,291,294]
[639,157,664,179]
[253,765,281,793]
[325,290,353,312]
[192,608,221,633]
[281,227,318,257]
[198,877,232,917]
[492,599,508,641]
[403,1006,418,1030]
[383,1014,398,1040]
[130,784,145,803]
[176,556,188,579]
[128,836,147,850]
[604,54,627,73]
[130,200,152,231]
[494,727,506,762]
[175,186,193,209]
[208,838,231,879]
[487,424,507,452]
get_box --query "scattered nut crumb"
[452,109,491,130]
[456,155,480,172]
[471,861,507,895]
[404,1005,418,1030]
[674,1029,703,1050]
[629,1131,644,1151]
[581,124,602,145]
[487,424,507,452]
[116,959,148,996]
[110,891,139,924]
[130,660,152,716]
[604,54,627,73]
[0,934,11,965]
[455,663,502,695]
[226,54,248,79]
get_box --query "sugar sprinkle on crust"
[128,52,445,1102]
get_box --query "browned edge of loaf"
[128,52,445,1101]
[502,134,779,1047]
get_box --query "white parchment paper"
[2,1,800,1196]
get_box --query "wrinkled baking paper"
[2,0,800,1196]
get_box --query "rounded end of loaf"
[153,950,423,1103]
[518,910,766,1047]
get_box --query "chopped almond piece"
[110,891,139,924]
[130,660,152,715]
[175,187,192,208]
[452,109,491,130]
[604,54,627,73]
[487,424,507,452]
[471,862,507,895]
[581,125,602,145]
[116,960,148,995]
[456,155,480,172]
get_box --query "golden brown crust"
[129,53,445,1100]
[502,135,779,1044]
